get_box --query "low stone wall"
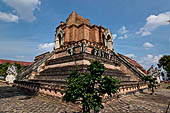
[14,80,65,97]
[14,80,148,98]
[119,82,148,95]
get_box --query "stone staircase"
[27,66,130,86]
[16,51,55,80]
[116,53,145,79]
[21,52,131,85]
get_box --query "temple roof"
[0,59,32,66]
[66,11,91,26]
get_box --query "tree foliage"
[142,75,157,94]
[0,62,24,76]
[0,62,11,76]
[62,60,120,113]
[158,55,170,78]
[14,62,24,73]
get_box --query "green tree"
[142,75,157,95]
[62,60,120,113]
[158,55,170,78]
[14,62,24,73]
[0,62,11,76]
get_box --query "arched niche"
[55,28,65,49]
[103,29,113,50]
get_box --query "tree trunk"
[82,102,85,113]
[151,85,154,95]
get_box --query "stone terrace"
[0,81,170,113]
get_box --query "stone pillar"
[55,28,65,49]
[55,36,60,49]
[108,39,113,50]
[103,29,113,50]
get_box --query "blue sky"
[0,0,170,69]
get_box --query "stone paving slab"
[0,82,170,113]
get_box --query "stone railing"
[116,54,146,79]
[17,51,55,80]
[14,80,65,97]
[14,80,148,97]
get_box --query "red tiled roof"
[34,52,50,61]
[0,59,32,66]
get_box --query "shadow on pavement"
[0,84,37,100]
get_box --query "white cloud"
[143,42,154,48]
[112,34,117,40]
[38,43,54,52]
[3,0,41,22]
[139,54,163,69]
[125,54,136,58]
[118,34,128,39]
[137,28,151,36]
[137,11,170,36]
[0,11,18,23]
[118,26,128,34]
[16,56,24,58]
[117,26,129,39]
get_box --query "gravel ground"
[0,82,170,113]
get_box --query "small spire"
[72,11,77,14]
[66,11,90,26]
[69,11,77,17]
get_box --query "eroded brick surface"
[0,82,170,113]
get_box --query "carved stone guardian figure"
[67,45,74,55]
[5,64,18,84]
[147,65,161,84]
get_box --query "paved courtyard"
[0,81,170,113]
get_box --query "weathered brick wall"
[57,12,106,47]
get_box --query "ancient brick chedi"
[55,11,113,50]
[15,12,147,96]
